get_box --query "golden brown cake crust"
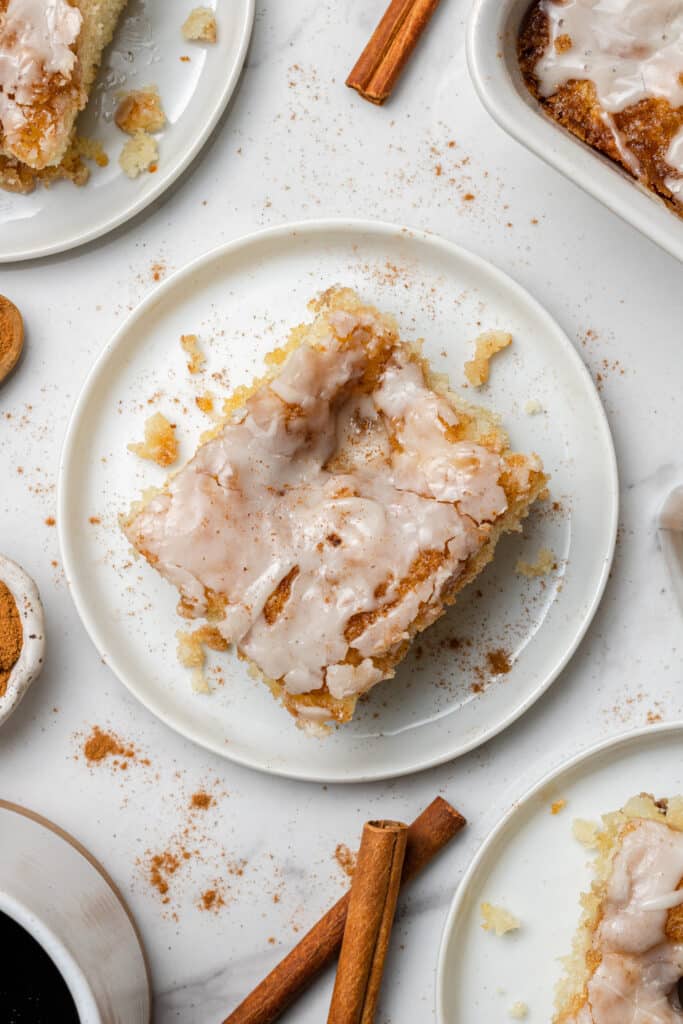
[0,0,128,189]
[124,288,548,729]
[518,3,683,217]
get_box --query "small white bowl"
[467,0,683,262]
[0,556,46,726]
[0,801,150,1023]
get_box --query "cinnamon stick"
[328,820,408,1024]
[346,0,442,105]
[223,797,466,1024]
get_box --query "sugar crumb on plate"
[464,330,512,387]
[180,333,206,374]
[120,132,159,180]
[515,547,556,578]
[115,87,166,135]
[128,412,178,467]
[480,902,520,935]
[182,7,217,43]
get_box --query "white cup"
[0,801,150,1023]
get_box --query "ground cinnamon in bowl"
[0,296,24,384]
[0,581,23,698]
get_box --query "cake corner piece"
[123,287,548,730]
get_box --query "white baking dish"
[467,0,683,262]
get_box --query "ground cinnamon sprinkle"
[334,843,357,878]
[0,581,23,698]
[191,791,213,809]
[83,725,135,765]
[486,648,512,675]
[149,851,185,901]
[199,887,225,912]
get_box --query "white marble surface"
[1,2,682,1021]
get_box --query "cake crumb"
[115,87,166,135]
[128,412,178,467]
[180,333,206,374]
[120,132,159,179]
[509,1001,528,1019]
[573,818,601,848]
[480,902,520,936]
[182,7,217,43]
[195,392,217,417]
[524,399,543,415]
[464,331,512,387]
[516,547,556,577]
[551,799,567,815]
[74,136,109,168]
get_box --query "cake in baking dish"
[0,0,128,192]
[122,288,547,729]
[556,793,683,1022]
[519,0,683,216]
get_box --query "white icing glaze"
[665,128,683,201]
[126,310,520,701]
[0,0,82,147]
[533,0,683,190]
[571,818,683,1022]
[535,1,683,113]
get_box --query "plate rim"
[57,217,619,783]
[434,720,683,1022]
[0,0,256,264]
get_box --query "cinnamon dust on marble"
[334,843,357,878]
[0,581,22,698]
[82,725,149,770]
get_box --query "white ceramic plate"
[436,723,683,1022]
[58,219,617,782]
[467,0,683,263]
[0,800,150,1022]
[0,0,254,262]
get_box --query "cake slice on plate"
[123,287,548,729]
[557,793,683,1022]
[0,0,128,192]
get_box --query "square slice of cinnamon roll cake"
[122,288,548,730]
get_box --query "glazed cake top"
[572,817,683,1023]
[530,0,683,199]
[125,304,534,701]
[0,0,82,163]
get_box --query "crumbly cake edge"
[0,0,129,186]
[122,286,548,726]
[554,793,683,1022]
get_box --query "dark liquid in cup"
[0,910,80,1022]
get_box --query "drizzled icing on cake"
[126,310,517,702]
[0,0,82,151]
[572,818,683,1022]
[533,0,683,195]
